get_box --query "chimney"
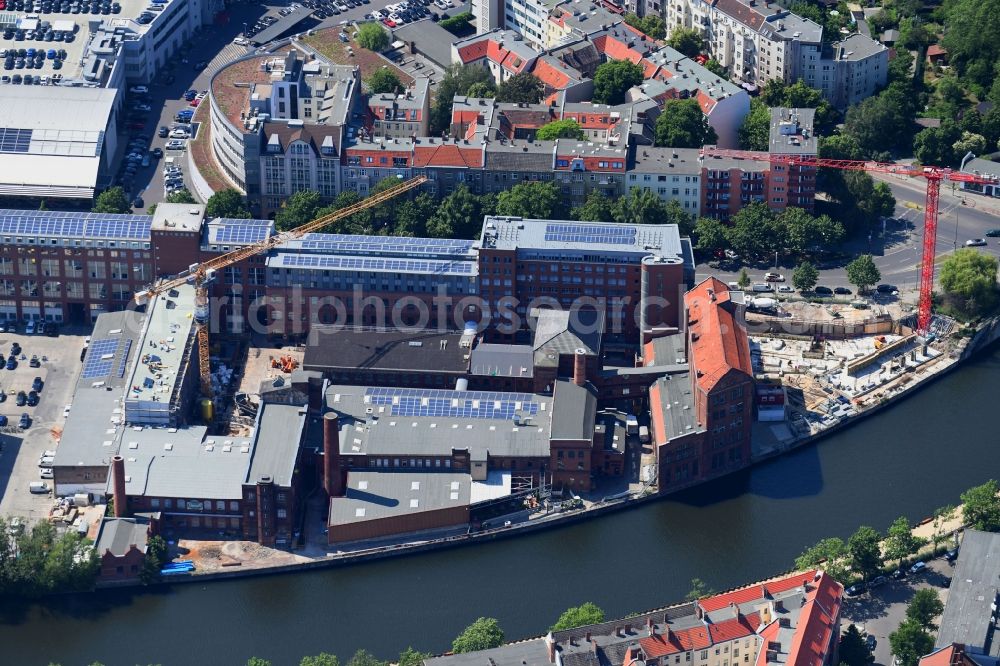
[695,603,704,620]
[585,632,592,642]
[323,413,343,496]
[648,617,656,636]
[545,632,556,663]
[111,455,127,517]
[730,602,741,619]
[573,348,587,386]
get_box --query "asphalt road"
[840,556,954,666]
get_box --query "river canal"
[3,347,999,666]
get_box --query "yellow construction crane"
[134,176,427,399]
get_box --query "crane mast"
[135,176,428,401]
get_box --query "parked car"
[151,147,163,158]
[866,635,877,652]
[908,561,928,575]
[944,548,959,562]
[16,391,26,406]
[29,355,40,367]
[869,575,887,589]
[814,286,833,296]
[777,285,794,293]
[965,238,987,247]
[39,467,53,479]
[834,287,852,295]
[158,125,169,137]
[876,284,898,295]
[0,415,6,427]
[985,228,1000,237]
[25,320,36,334]
[27,390,38,406]
[165,139,186,150]
[20,413,31,429]
[845,582,866,597]
[129,84,148,93]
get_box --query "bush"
[356,22,390,51]
[439,11,473,33]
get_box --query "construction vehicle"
[270,355,299,373]
[134,176,427,399]
[701,148,1000,333]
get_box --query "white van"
[751,282,773,292]
[638,425,650,443]
[29,481,50,494]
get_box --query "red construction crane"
[701,148,1000,333]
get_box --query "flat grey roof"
[124,283,196,410]
[630,146,703,175]
[469,343,535,378]
[832,32,888,60]
[304,328,469,373]
[95,516,150,558]
[936,530,1000,656]
[651,373,703,441]
[424,639,551,666]
[247,403,307,487]
[550,379,597,441]
[481,215,685,260]
[249,6,314,45]
[328,471,472,526]
[325,384,555,459]
[769,107,817,156]
[392,21,455,68]
[53,309,146,469]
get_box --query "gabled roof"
[531,55,582,90]
[413,139,484,168]
[639,613,763,657]
[785,574,843,666]
[685,277,753,393]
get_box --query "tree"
[275,190,323,231]
[301,655,340,666]
[780,207,844,255]
[393,191,437,237]
[737,268,750,290]
[704,59,726,77]
[885,516,924,569]
[140,535,168,584]
[165,189,196,204]
[205,188,251,219]
[685,578,714,601]
[572,190,615,222]
[913,121,962,166]
[889,620,934,666]
[536,119,586,141]
[146,203,158,216]
[940,0,1000,93]
[346,650,387,666]
[848,525,883,582]
[613,188,693,232]
[839,624,874,666]
[246,659,272,666]
[356,22,390,51]
[624,12,666,39]
[397,648,429,666]
[819,134,864,161]
[793,262,819,292]
[953,131,988,156]
[654,98,717,148]
[794,537,849,583]
[906,588,944,631]
[496,181,564,219]
[960,479,1000,531]
[738,99,771,151]
[551,603,605,631]
[694,217,727,254]
[592,60,644,105]
[726,202,781,260]
[439,11,474,33]
[452,617,505,653]
[431,64,497,134]
[466,81,497,98]
[930,505,957,552]
[939,250,999,317]
[667,27,703,57]
[367,68,403,94]
[93,186,131,214]
[427,184,481,239]
[842,84,917,156]
[496,72,545,104]
[845,255,881,294]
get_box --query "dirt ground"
[237,346,305,396]
[172,537,315,572]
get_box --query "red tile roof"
[640,613,762,657]
[532,57,574,90]
[413,142,484,168]
[456,37,531,74]
[699,570,818,612]
[926,45,947,57]
[919,645,960,666]
[786,574,842,666]
[685,277,753,393]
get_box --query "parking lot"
[0,327,88,522]
[841,557,953,666]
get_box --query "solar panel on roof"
[277,253,475,275]
[543,223,636,245]
[81,338,122,379]
[299,234,475,257]
[0,128,33,154]
[364,387,539,420]
[214,222,271,244]
[0,210,151,241]
[117,339,133,378]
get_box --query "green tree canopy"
[592,60,645,105]
[551,603,606,631]
[654,98,717,148]
[165,189,196,204]
[793,262,820,292]
[914,120,963,166]
[397,648,430,666]
[848,525,884,581]
[906,588,945,631]
[205,188,251,219]
[93,186,131,214]
[367,68,403,94]
[393,191,437,237]
[140,535,168,584]
[737,268,750,289]
[940,249,999,317]
[496,72,545,104]
[889,619,934,666]
[0,519,99,596]
[685,578,714,601]
[427,184,482,239]
[931,504,957,551]
[845,255,881,293]
[885,516,924,568]
[940,0,1000,93]
[623,12,666,39]
[275,190,323,231]
[431,64,496,134]
[453,617,506,653]
[496,181,564,219]
[247,659,272,666]
[301,654,340,666]
[839,624,874,666]
[794,537,849,583]
[613,188,694,234]
[536,119,586,141]
[667,27,703,57]
[572,190,616,222]
[704,59,726,77]
[346,650,387,666]
[960,479,1000,531]
[356,22,390,51]
[725,202,782,260]
[738,99,771,151]
[466,81,497,98]
[693,217,728,254]
[842,82,917,157]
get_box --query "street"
[840,556,953,666]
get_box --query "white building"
[627,146,702,215]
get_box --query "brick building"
[94,513,159,583]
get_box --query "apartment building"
[367,78,431,139]
[424,569,843,666]
[451,30,539,82]
[648,277,753,492]
[627,146,703,215]
[664,0,887,107]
